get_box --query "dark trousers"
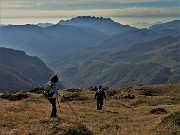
[48,98,57,117]
[97,100,103,110]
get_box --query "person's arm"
[94,91,97,99]
[103,91,106,99]
[52,84,64,97]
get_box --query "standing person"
[47,74,64,118]
[95,85,106,110]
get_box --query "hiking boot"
[50,114,58,118]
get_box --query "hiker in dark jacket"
[95,85,106,110]
[48,74,64,117]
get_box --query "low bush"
[139,87,162,96]
[0,93,30,101]
[66,89,82,92]
[123,93,135,99]
[63,123,94,135]
[149,108,167,114]
[107,90,117,96]
[28,87,44,94]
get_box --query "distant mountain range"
[131,22,152,28]
[58,16,135,35]
[42,18,180,88]
[45,36,179,88]
[0,16,179,88]
[149,20,180,31]
[0,48,54,91]
[1,24,108,56]
[36,23,54,28]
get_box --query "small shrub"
[63,123,94,135]
[66,89,82,92]
[142,90,153,96]
[0,93,30,101]
[28,87,44,94]
[123,94,135,99]
[88,86,95,91]
[107,90,117,96]
[139,87,162,96]
[149,108,168,114]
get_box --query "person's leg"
[99,100,103,110]
[49,98,57,117]
[97,100,100,110]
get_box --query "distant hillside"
[58,16,135,35]
[0,48,54,91]
[131,22,152,28]
[0,24,108,56]
[97,26,179,52]
[36,23,53,28]
[44,35,180,88]
[42,20,180,88]
[149,20,180,31]
[1,18,179,88]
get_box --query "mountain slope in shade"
[58,16,135,35]
[0,47,54,91]
[97,26,179,52]
[36,23,53,28]
[131,22,152,28]
[149,20,180,31]
[60,62,172,88]
[1,24,108,56]
[45,36,180,88]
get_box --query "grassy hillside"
[0,84,179,135]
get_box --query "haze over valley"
[0,16,179,90]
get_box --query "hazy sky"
[1,0,180,26]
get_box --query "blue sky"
[1,0,180,26]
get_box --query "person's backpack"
[43,81,55,98]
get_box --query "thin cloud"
[1,0,179,9]
[1,7,179,18]
[1,0,179,25]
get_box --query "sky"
[0,0,180,27]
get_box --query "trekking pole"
[57,97,62,112]
[66,100,79,120]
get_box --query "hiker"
[47,74,64,117]
[94,85,106,110]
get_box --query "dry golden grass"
[0,84,180,135]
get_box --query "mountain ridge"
[0,18,179,88]
[0,47,54,91]
[58,16,135,35]
[44,36,180,88]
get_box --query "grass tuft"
[63,123,94,135]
